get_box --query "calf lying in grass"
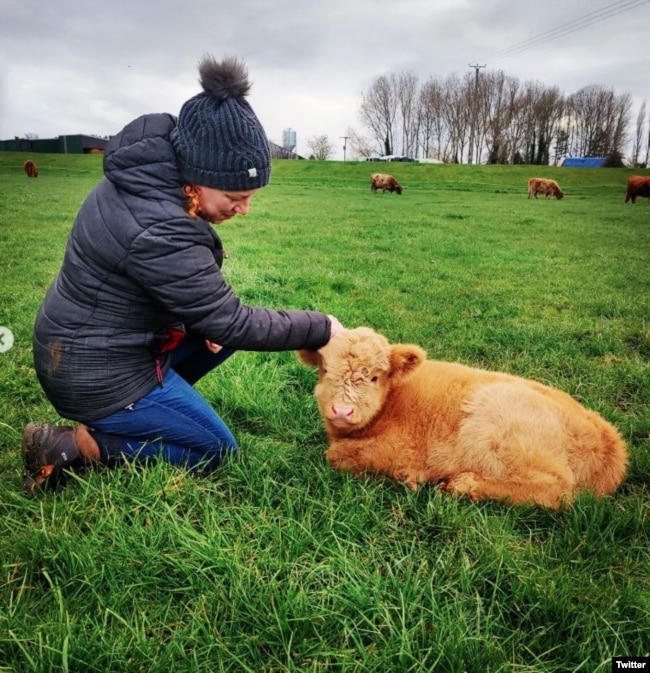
[299,327,628,508]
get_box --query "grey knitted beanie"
[171,56,271,190]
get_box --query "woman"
[23,55,344,494]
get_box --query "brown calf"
[299,327,628,509]
[371,173,403,195]
[23,160,39,178]
[624,175,650,204]
[528,177,563,200]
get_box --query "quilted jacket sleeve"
[126,215,331,352]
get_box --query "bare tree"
[359,66,636,165]
[645,113,650,168]
[483,70,506,164]
[397,71,420,157]
[631,100,646,167]
[346,126,377,159]
[418,76,446,160]
[359,74,399,156]
[530,84,564,165]
[467,67,486,164]
[441,73,472,163]
[567,85,597,156]
[498,77,529,163]
[306,135,335,160]
[567,85,631,161]
[483,71,520,163]
[553,126,570,165]
[607,91,632,165]
[471,69,493,164]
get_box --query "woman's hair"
[183,184,201,219]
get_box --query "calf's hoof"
[443,472,481,499]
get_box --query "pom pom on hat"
[199,55,251,100]
[171,55,271,190]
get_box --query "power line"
[479,0,648,62]
[475,0,650,64]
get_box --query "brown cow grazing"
[528,177,563,200]
[371,173,403,195]
[23,160,38,178]
[299,327,628,509]
[624,175,650,204]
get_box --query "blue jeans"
[87,334,238,472]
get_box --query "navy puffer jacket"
[33,113,331,421]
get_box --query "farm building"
[0,134,108,154]
[268,141,303,159]
[0,135,302,159]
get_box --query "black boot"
[22,422,85,495]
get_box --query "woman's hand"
[205,340,223,354]
[327,315,345,339]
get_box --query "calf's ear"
[389,344,426,378]
[298,349,320,367]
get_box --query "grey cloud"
[1,0,648,157]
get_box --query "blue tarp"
[561,157,607,167]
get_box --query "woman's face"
[194,185,259,224]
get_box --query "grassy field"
[0,152,648,672]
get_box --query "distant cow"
[299,327,628,509]
[371,173,403,195]
[528,177,563,200]
[624,175,650,204]
[23,160,38,178]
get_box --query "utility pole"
[340,135,350,161]
[468,63,486,88]
[467,64,486,164]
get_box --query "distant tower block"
[282,127,297,152]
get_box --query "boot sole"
[22,422,66,495]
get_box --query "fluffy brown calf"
[299,327,628,508]
[527,177,563,200]
[371,173,403,195]
[23,160,38,178]
[624,175,650,204]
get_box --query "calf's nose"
[331,405,355,422]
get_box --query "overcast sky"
[1,0,648,159]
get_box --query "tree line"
[334,69,649,166]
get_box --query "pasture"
[0,152,648,672]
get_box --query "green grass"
[0,152,648,672]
